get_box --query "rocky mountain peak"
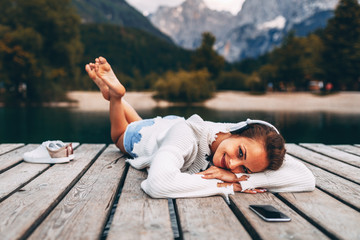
[149,0,233,49]
[149,0,345,62]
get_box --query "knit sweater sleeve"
[140,123,234,200]
[235,155,316,192]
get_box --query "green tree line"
[0,0,83,104]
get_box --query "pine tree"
[190,32,225,79]
[322,0,360,90]
[271,32,306,90]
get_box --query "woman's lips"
[221,154,226,169]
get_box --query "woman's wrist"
[217,182,243,192]
[233,183,242,191]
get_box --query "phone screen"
[249,205,291,222]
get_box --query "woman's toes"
[99,56,106,64]
[85,64,96,79]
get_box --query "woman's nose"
[229,158,243,169]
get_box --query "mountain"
[148,0,234,49]
[72,0,172,43]
[148,0,342,62]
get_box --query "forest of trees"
[233,0,360,92]
[0,0,83,104]
[0,0,359,104]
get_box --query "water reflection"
[1,106,359,144]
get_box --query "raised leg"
[85,58,142,123]
[123,99,142,123]
[109,97,128,152]
[87,56,142,152]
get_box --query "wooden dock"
[0,143,359,240]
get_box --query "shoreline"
[66,91,360,114]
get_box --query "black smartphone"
[249,205,291,222]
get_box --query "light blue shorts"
[123,115,180,158]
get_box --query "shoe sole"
[24,156,71,164]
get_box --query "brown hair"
[231,124,286,170]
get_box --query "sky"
[126,0,246,16]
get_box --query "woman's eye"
[242,165,249,173]
[239,147,243,158]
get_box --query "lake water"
[1,106,360,144]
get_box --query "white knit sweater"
[126,114,315,200]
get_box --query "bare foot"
[85,63,110,100]
[95,57,125,99]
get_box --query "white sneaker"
[23,141,74,164]
[46,141,75,160]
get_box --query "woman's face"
[213,136,268,173]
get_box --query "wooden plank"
[300,159,360,210]
[0,144,105,240]
[0,142,81,201]
[0,144,39,173]
[176,196,251,240]
[230,193,327,240]
[28,145,126,240]
[304,161,360,210]
[106,167,173,240]
[300,143,360,167]
[286,144,360,184]
[330,144,360,157]
[0,144,24,155]
[279,189,360,240]
[0,163,49,202]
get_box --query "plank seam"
[0,144,25,156]
[0,144,82,202]
[100,160,130,240]
[300,145,360,169]
[330,144,360,157]
[0,165,51,203]
[287,152,360,186]
[0,160,24,174]
[275,193,340,240]
[333,146,360,157]
[316,186,360,212]
[19,144,107,240]
[168,199,180,239]
[173,199,184,240]
[228,198,262,240]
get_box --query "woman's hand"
[198,166,239,182]
[199,166,267,193]
[217,182,267,193]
